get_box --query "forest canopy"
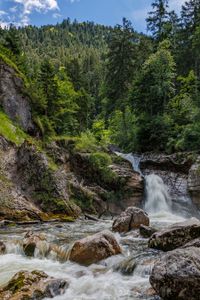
[0,0,200,153]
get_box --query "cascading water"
[114,152,142,175]
[144,174,172,214]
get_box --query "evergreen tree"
[131,40,176,116]
[104,18,136,117]
[146,0,169,41]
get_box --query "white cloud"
[14,0,59,15]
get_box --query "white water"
[0,220,157,300]
[145,174,172,214]
[114,152,142,175]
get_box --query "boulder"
[139,225,157,238]
[150,247,200,300]
[0,241,6,254]
[0,270,68,299]
[112,207,149,233]
[69,230,122,265]
[23,231,49,257]
[149,218,200,251]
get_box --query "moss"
[0,110,27,145]
[6,272,25,293]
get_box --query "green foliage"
[0,111,27,146]
[75,131,98,153]
[89,152,115,183]
[108,107,138,151]
[103,18,137,117]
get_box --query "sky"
[0,0,186,32]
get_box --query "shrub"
[75,130,98,153]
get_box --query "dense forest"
[1,0,200,153]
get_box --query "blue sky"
[0,0,186,32]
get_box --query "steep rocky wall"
[69,152,144,216]
[0,59,34,133]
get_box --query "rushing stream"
[0,153,195,300]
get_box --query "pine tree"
[146,0,169,41]
[104,18,136,117]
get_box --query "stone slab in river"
[150,247,200,300]
[112,207,149,233]
[149,218,200,251]
[69,230,122,265]
[0,270,68,299]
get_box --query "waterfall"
[144,174,172,214]
[115,152,172,214]
[114,152,142,175]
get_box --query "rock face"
[150,247,200,300]
[16,142,81,217]
[112,207,149,233]
[149,218,200,251]
[0,136,43,221]
[0,59,34,133]
[69,230,122,265]
[188,156,200,208]
[0,270,68,299]
[70,152,144,215]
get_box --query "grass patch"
[0,111,27,145]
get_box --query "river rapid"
[0,214,185,300]
[0,153,194,300]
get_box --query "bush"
[75,130,98,153]
[89,152,115,183]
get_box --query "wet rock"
[149,218,200,251]
[113,257,136,275]
[140,225,157,238]
[69,230,122,265]
[150,247,200,300]
[23,231,49,257]
[0,241,6,254]
[182,237,200,248]
[112,207,149,233]
[0,270,68,299]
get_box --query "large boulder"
[0,270,68,299]
[112,207,149,233]
[149,218,200,251]
[150,247,200,300]
[22,231,49,257]
[69,230,122,265]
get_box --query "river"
[0,153,194,300]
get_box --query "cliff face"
[0,59,34,133]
